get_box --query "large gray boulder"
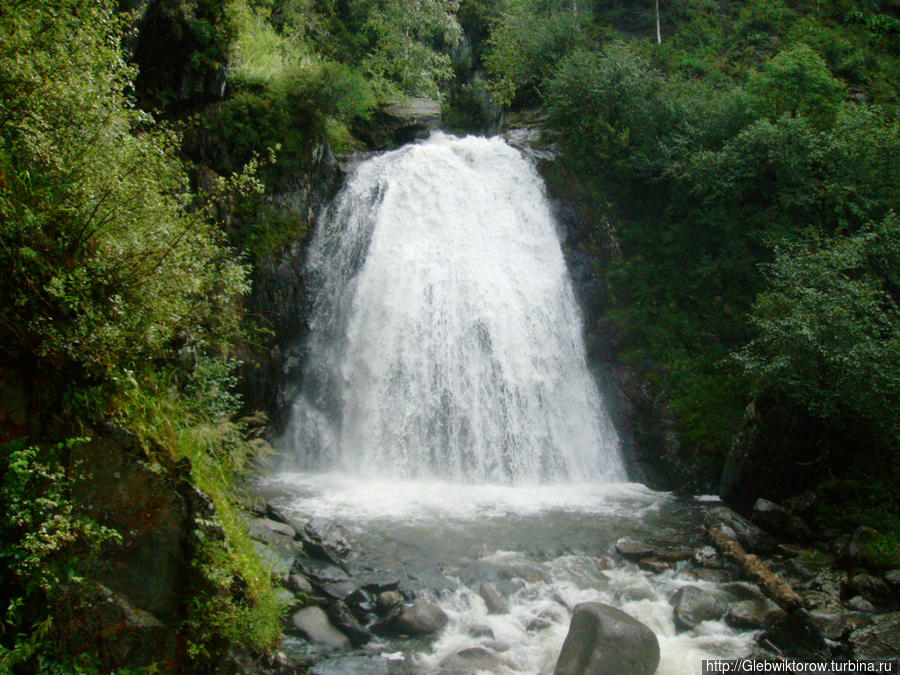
[291,606,351,649]
[670,586,725,632]
[850,612,900,659]
[373,597,449,637]
[554,603,660,675]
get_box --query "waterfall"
[284,133,624,483]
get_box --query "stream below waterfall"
[257,133,762,673]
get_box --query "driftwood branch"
[708,526,801,613]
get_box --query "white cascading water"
[285,133,625,483]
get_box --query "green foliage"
[485,0,586,105]
[737,214,900,451]
[0,439,121,673]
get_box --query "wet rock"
[802,589,842,613]
[845,573,892,608]
[693,545,722,569]
[725,600,778,630]
[288,573,314,596]
[656,548,693,563]
[615,539,655,560]
[670,586,725,632]
[325,600,371,646]
[291,606,350,649]
[704,506,778,554]
[752,498,812,542]
[441,646,505,671]
[845,595,877,613]
[884,569,900,591]
[356,99,442,148]
[306,518,352,556]
[850,612,900,659]
[760,610,829,661]
[310,655,390,675]
[321,581,359,602]
[293,558,350,584]
[479,583,510,614]
[808,611,847,641]
[554,603,660,675]
[377,590,404,615]
[468,623,494,638]
[637,559,671,574]
[248,517,297,545]
[374,598,449,637]
[528,617,553,631]
[253,542,294,582]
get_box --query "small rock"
[693,546,722,569]
[325,600,371,647]
[527,617,552,631]
[290,606,350,649]
[376,590,404,615]
[615,539,655,560]
[808,611,847,641]
[479,582,510,614]
[725,600,777,631]
[845,595,877,613]
[670,586,725,632]
[441,646,505,671]
[288,573,314,596]
[554,603,660,675]
[655,548,693,563]
[637,559,671,574]
[802,589,842,613]
[468,623,494,638]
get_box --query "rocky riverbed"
[235,476,900,675]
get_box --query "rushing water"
[268,134,759,673]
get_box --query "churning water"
[284,133,624,483]
[267,134,758,673]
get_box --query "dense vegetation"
[482,0,899,539]
[1,0,899,669]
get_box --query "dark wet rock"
[321,580,360,602]
[850,612,900,659]
[808,611,847,641]
[884,569,900,591]
[752,498,812,543]
[355,99,442,148]
[554,602,660,675]
[479,582,510,614]
[845,573,892,608]
[656,548,693,563]
[637,559,671,574]
[373,598,449,637]
[802,589,842,613]
[306,518,352,556]
[615,539,655,560]
[725,599,778,630]
[528,617,553,631]
[441,646,505,671]
[311,655,390,675]
[248,517,297,545]
[845,595,877,613]
[693,545,722,569]
[760,610,829,661]
[620,584,658,602]
[377,590,404,615]
[469,623,495,638]
[704,506,778,554]
[293,558,350,584]
[291,606,350,649]
[352,569,402,594]
[325,600,371,646]
[670,586,725,632]
[288,573,314,596]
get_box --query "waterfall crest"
[285,133,625,483]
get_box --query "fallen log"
[707,526,802,613]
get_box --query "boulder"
[845,595,877,613]
[845,573,892,608]
[760,610,829,661]
[290,606,350,649]
[725,600,778,631]
[376,590,404,615]
[704,506,778,554]
[637,559,671,574]
[752,498,812,542]
[554,603,660,675]
[479,582,510,614]
[808,611,847,641]
[441,646,506,671]
[374,597,449,637]
[310,655,390,675]
[355,99,442,148]
[615,539,655,560]
[325,600,371,647]
[670,586,725,632]
[850,612,900,659]
[693,545,722,568]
